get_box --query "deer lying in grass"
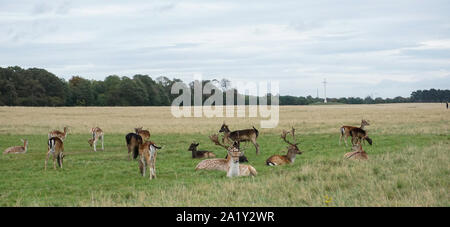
[266,127,302,166]
[135,127,150,141]
[195,134,257,177]
[138,141,162,180]
[126,133,143,160]
[48,126,69,141]
[219,122,260,155]
[339,120,369,146]
[188,142,216,158]
[3,139,28,154]
[350,127,373,146]
[88,127,104,152]
[344,142,368,160]
[45,137,65,170]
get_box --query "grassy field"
[0,103,449,206]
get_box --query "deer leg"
[44,152,50,170]
[252,139,260,155]
[59,153,63,169]
[344,135,349,147]
[101,135,104,150]
[93,140,97,152]
[53,155,56,170]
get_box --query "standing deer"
[195,134,257,177]
[126,133,143,160]
[3,139,28,154]
[219,122,260,155]
[266,127,302,166]
[344,142,368,160]
[188,142,216,158]
[339,120,370,146]
[48,126,69,141]
[135,127,150,141]
[45,137,64,170]
[88,127,104,152]
[350,128,373,146]
[138,141,162,180]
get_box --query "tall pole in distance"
[323,78,327,103]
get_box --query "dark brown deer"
[266,127,302,166]
[188,142,216,159]
[219,122,260,155]
[126,133,143,160]
[350,127,373,146]
[339,120,370,146]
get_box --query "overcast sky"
[1,0,449,98]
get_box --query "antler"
[281,127,298,146]
[209,134,229,149]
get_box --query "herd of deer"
[3,120,373,179]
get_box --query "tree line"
[0,66,448,106]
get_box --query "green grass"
[0,133,449,206]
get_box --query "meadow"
[0,103,448,206]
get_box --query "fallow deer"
[45,137,64,170]
[3,139,28,154]
[266,127,302,166]
[350,127,373,146]
[188,142,216,159]
[344,142,368,160]
[135,127,150,141]
[48,126,69,141]
[219,122,260,155]
[195,134,257,177]
[126,133,143,160]
[138,141,162,180]
[339,120,369,146]
[88,127,104,152]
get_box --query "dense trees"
[0,66,448,106]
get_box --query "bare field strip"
[0,103,448,135]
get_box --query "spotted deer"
[3,139,28,154]
[126,133,143,160]
[188,142,216,158]
[138,141,162,180]
[195,134,257,177]
[339,120,369,146]
[88,127,104,152]
[135,127,150,141]
[266,127,302,166]
[45,137,64,170]
[219,122,260,155]
[344,142,368,160]
[48,126,69,141]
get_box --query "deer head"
[361,119,370,127]
[218,122,230,133]
[227,145,242,164]
[188,142,199,151]
[135,127,143,133]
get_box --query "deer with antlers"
[48,126,69,141]
[188,142,216,159]
[45,137,65,170]
[266,127,302,166]
[344,142,368,160]
[339,120,370,146]
[195,134,257,177]
[88,127,104,152]
[219,122,260,155]
[138,141,162,180]
[3,139,28,154]
[135,127,150,141]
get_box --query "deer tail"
[132,146,139,160]
[253,126,259,138]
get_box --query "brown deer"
[48,126,69,141]
[45,137,65,170]
[126,133,143,160]
[3,139,28,154]
[344,142,368,160]
[188,142,216,158]
[138,141,162,180]
[195,134,257,177]
[266,127,302,166]
[135,127,150,141]
[350,127,373,146]
[219,122,260,155]
[88,127,104,152]
[339,120,369,146]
